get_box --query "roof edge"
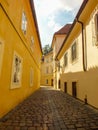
[29,0,42,54]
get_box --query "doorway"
[51,79,53,86]
[64,82,67,93]
[72,82,77,98]
[58,80,61,89]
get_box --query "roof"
[29,0,42,54]
[51,24,72,47]
[54,24,72,35]
[55,0,88,60]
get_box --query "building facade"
[52,24,71,89]
[56,0,98,108]
[0,0,42,118]
[40,50,53,86]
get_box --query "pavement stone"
[0,86,98,130]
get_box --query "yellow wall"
[0,0,42,118]
[52,34,66,89]
[40,51,53,86]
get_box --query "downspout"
[76,19,87,71]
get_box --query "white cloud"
[47,16,62,32]
[33,0,83,47]
[34,0,83,17]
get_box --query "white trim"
[0,39,4,78]
[10,51,23,89]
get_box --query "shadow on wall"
[60,66,98,109]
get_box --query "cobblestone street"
[0,86,98,130]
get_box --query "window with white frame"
[21,11,27,34]
[11,52,22,89]
[71,42,77,62]
[30,68,33,87]
[95,12,98,42]
[64,52,68,67]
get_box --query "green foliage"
[42,44,52,55]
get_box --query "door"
[58,80,61,89]
[64,82,67,93]
[72,82,77,98]
[51,79,53,86]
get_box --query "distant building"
[40,50,53,86]
[52,24,71,89]
[0,0,42,118]
[56,0,98,108]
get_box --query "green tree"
[42,44,52,55]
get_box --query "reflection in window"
[11,53,22,89]
[71,42,77,62]
[13,57,21,83]
[21,12,27,34]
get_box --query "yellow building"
[40,50,53,86]
[0,0,42,118]
[52,24,71,89]
[56,0,98,108]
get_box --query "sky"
[33,0,83,48]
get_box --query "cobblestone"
[0,86,98,130]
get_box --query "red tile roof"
[54,24,72,35]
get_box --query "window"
[64,53,68,67]
[95,12,98,42]
[30,68,33,87]
[71,42,77,62]
[11,52,22,89]
[21,12,27,34]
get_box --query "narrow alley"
[0,86,98,130]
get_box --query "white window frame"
[30,67,34,87]
[11,52,23,89]
[0,40,4,77]
[21,11,27,34]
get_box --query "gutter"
[76,19,87,71]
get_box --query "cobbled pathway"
[0,86,98,130]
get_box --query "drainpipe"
[76,19,87,71]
